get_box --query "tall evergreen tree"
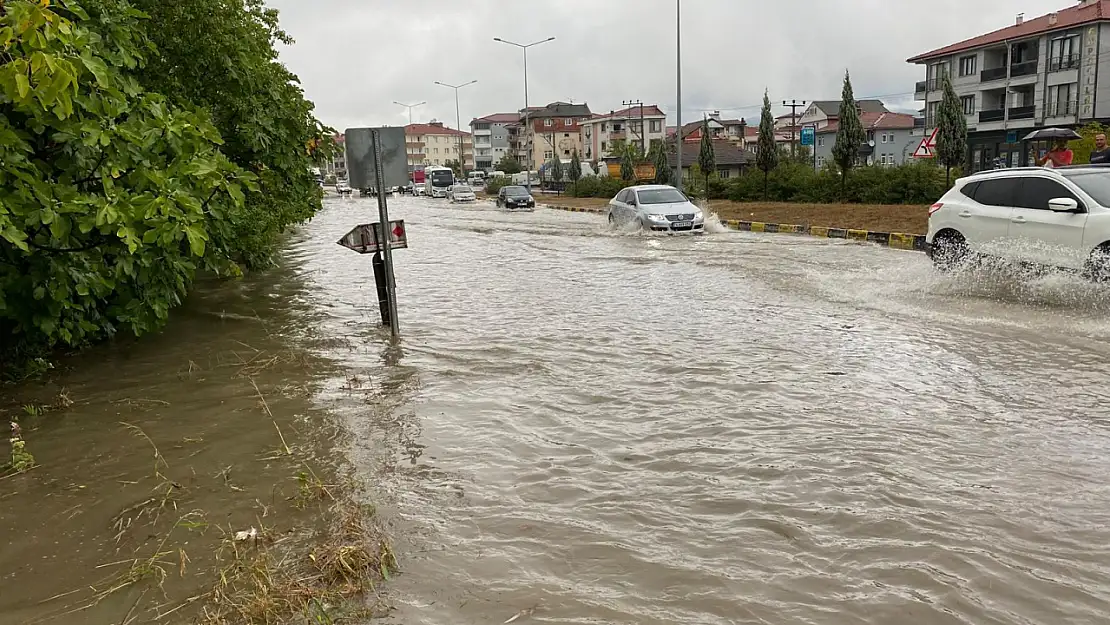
[697,118,716,198]
[652,140,672,185]
[832,70,866,196]
[568,149,582,194]
[936,73,968,186]
[756,90,779,199]
[620,146,635,181]
[549,156,564,190]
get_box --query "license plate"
[671,221,692,228]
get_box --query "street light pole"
[494,36,555,194]
[434,80,477,180]
[393,100,427,126]
[675,0,683,193]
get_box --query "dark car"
[497,185,536,210]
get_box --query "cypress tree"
[756,90,778,199]
[697,118,716,198]
[568,149,582,194]
[832,70,866,197]
[620,145,635,181]
[936,73,968,186]
[652,140,672,185]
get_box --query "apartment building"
[403,121,473,171]
[579,104,667,160]
[469,113,517,171]
[676,113,752,147]
[909,0,1110,172]
[520,102,592,171]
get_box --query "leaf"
[80,52,110,87]
[15,73,30,99]
[185,225,207,257]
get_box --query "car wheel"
[1084,245,1110,282]
[608,212,615,225]
[932,231,968,271]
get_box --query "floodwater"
[7,195,1110,624]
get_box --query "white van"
[467,171,486,186]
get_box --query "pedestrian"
[1036,139,1074,168]
[1091,133,1110,164]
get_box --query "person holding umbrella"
[1036,139,1074,168]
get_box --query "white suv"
[927,165,1110,279]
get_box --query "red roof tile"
[595,104,666,119]
[473,113,519,124]
[816,112,916,134]
[404,123,470,136]
[908,1,1110,63]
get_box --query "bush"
[726,161,947,205]
[485,177,509,195]
[566,176,635,198]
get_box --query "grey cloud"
[268,0,1071,130]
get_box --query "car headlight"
[648,214,668,222]
[693,211,703,220]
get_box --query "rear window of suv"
[970,178,1018,207]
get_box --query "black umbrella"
[1022,127,1082,141]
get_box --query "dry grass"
[542,196,929,234]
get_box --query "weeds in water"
[8,418,35,473]
[293,467,334,509]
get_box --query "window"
[718,168,731,179]
[1049,35,1081,71]
[544,150,553,159]
[544,119,553,127]
[563,149,570,156]
[817,156,826,167]
[1015,177,1079,210]
[434,148,439,154]
[1048,83,1076,116]
[601,123,607,131]
[958,55,977,77]
[564,133,570,138]
[926,101,940,127]
[959,181,981,199]
[650,120,662,133]
[961,95,976,115]
[817,137,824,147]
[613,124,623,132]
[971,178,1019,207]
[637,188,687,204]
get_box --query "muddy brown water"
[6,195,1110,624]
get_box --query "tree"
[445,159,462,177]
[651,140,672,185]
[495,154,522,174]
[1072,122,1109,164]
[697,118,716,199]
[550,155,565,190]
[567,149,582,194]
[832,70,866,196]
[1,0,251,368]
[936,73,968,186]
[756,90,779,199]
[620,149,635,181]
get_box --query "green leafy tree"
[1,0,253,367]
[108,0,330,269]
[832,70,866,196]
[549,155,564,191]
[756,90,779,199]
[620,149,635,181]
[1073,122,1109,164]
[936,73,968,186]
[651,140,672,185]
[697,118,716,199]
[567,149,582,194]
[495,154,522,174]
[445,159,462,177]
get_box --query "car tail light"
[928,202,944,216]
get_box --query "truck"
[606,161,656,182]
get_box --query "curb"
[543,205,926,252]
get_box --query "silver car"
[606,185,705,232]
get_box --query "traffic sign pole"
[371,129,400,338]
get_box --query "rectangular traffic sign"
[338,220,408,254]
[800,126,815,146]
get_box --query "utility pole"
[393,101,427,126]
[783,99,806,159]
[623,99,646,155]
[435,80,477,180]
[494,36,555,194]
[675,0,683,192]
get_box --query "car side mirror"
[1048,197,1079,212]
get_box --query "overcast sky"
[267,0,1071,131]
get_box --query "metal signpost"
[339,127,410,339]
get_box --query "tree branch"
[26,236,108,254]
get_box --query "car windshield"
[1060,171,1110,205]
[504,186,530,197]
[454,185,472,193]
[636,188,687,204]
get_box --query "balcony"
[1049,54,1081,72]
[979,109,1005,123]
[1047,100,1078,117]
[981,66,1007,82]
[915,80,927,94]
[1010,60,1038,77]
[1007,105,1036,120]
[926,78,943,90]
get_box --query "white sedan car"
[927,165,1110,278]
[449,184,476,203]
[606,185,705,232]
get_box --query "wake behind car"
[607,185,705,232]
[927,164,1110,278]
[496,185,536,211]
[449,184,476,203]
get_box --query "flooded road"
[310,196,1110,624]
[6,194,1110,624]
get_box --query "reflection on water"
[7,195,1110,625]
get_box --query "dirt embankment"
[543,196,929,235]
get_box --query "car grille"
[666,214,695,221]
